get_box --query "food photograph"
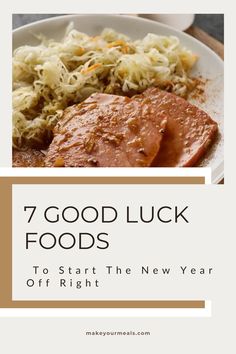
[12,14,224,182]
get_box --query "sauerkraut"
[13,25,198,149]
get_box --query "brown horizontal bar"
[3,176,205,184]
[3,300,205,309]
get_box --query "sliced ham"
[45,93,167,167]
[135,87,218,167]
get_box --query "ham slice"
[135,87,218,167]
[45,93,167,167]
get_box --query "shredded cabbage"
[13,25,198,148]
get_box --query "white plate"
[13,14,224,183]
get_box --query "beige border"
[0,176,205,308]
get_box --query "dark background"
[12,14,224,43]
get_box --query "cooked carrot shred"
[107,40,127,48]
[81,63,102,74]
[74,47,85,56]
